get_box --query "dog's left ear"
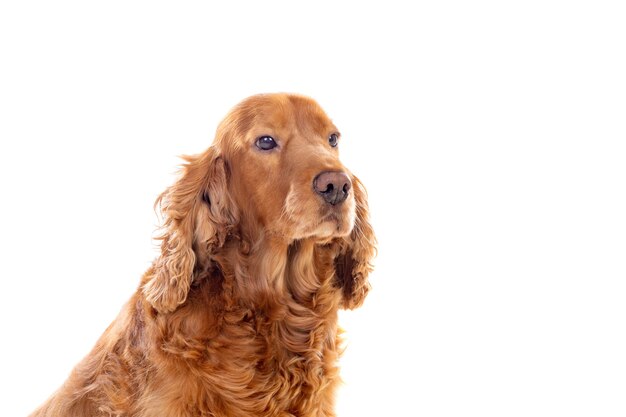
[334,176,377,309]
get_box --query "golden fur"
[31,93,376,417]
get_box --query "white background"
[1,1,625,416]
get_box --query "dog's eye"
[256,135,277,151]
[329,133,339,147]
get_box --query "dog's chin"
[280,196,356,242]
[295,212,355,242]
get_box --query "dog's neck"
[208,231,339,316]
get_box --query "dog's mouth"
[315,206,355,237]
[325,213,339,222]
[321,213,342,228]
[281,184,356,240]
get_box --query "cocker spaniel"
[31,93,376,417]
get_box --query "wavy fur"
[31,93,376,417]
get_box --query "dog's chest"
[191,308,341,415]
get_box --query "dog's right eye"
[256,136,277,151]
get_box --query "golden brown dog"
[31,93,376,417]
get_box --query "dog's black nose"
[313,171,351,205]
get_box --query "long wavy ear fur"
[334,176,376,309]
[142,148,235,313]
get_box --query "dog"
[31,93,376,417]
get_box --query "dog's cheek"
[344,196,357,234]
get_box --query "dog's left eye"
[256,135,277,151]
[329,133,339,147]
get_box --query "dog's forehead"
[248,94,334,135]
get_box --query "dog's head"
[216,93,357,240]
[142,94,375,312]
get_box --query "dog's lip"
[320,203,354,223]
[303,210,353,240]
[321,212,341,222]
[322,212,351,232]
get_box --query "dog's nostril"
[325,184,334,193]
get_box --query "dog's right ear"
[142,148,237,313]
